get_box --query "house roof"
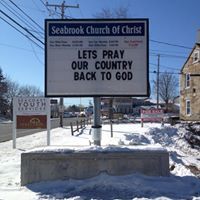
[181,43,200,73]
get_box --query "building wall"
[101,97,133,115]
[113,97,133,114]
[180,45,200,121]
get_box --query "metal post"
[109,98,113,138]
[12,109,16,149]
[76,121,79,132]
[92,97,102,146]
[110,120,113,137]
[47,98,51,146]
[157,54,160,109]
[59,97,63,127]
[70,122,74,136]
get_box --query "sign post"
[12,108,17,149]
[92,97,101,146]
[13,97,50,148]
[45,19,149,145]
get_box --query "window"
[185,73,190,88]
[186,100,191,115]
[193,51,199,63]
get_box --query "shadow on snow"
[26,172,200,200]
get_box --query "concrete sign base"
[21,148,169,185]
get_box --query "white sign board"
[45,19,149,97]
[13,97,49,115]
[12,97,51,148]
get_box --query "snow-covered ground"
[0,122,200,200]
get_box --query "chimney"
[197,29,200,44]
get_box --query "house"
[100,97,133,117]
[113,97,133,114]
[132,98,155,115]
[180,34,200,121]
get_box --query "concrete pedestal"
[21,147,169,185]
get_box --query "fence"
[70,118,91,135]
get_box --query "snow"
[26,144,166,153]
[0,122,200,200]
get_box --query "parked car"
[63,112,72,118]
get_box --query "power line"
[0,0,44,39]
[0,9,44,46]
[0,42,42,52]
[150,63,181,71]
[150,71,181,75]
[13,3,46,13]
[40,0,60,18]
[150,48,189,55]
[29,42,44,65]
[31,0,45,14]
[39,0,52,14]
[150,39,192,50]
[46,1,79,19]
[39,0,46,7]
[0,15,43,50]
[150,52,188,59]
[8,0,43,32]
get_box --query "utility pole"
[157,54,160,109]
[46,1,79,127]
[46,1,79,19]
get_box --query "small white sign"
[141,109,164,122]
[12,97,51,148]
[13,97,49,115]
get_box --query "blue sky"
[0,0,200,106]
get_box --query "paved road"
[0,117,89,143]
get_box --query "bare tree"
[0,68,8,115]
[5,78,20,102]
[4,78,20,118]
[94,6,129,19]
[154,71,178,112]
[6,79,43,102]
[5,79,43,118]
[18,85,43,97]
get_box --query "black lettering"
[79,72,85,80]
[74,72,96,81]
[102,50,124,59]
[115,71,133,80]
[78,50,97,59]
[101,72,112,80]
[71,61,88,70]
[74,72,79,80]
[86,72,96,80]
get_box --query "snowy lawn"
[0,123,200,200]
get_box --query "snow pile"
[26,144,166,154]
[0,123,200,200]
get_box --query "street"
[0,117,87,142]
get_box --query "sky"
[0,0,200,106]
